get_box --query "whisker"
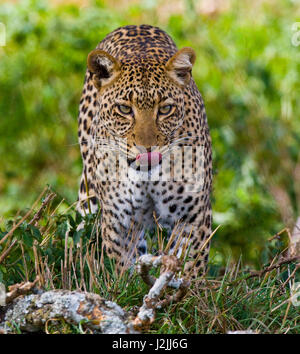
[92,138,133,150]
[69,135,198,159]
[91,141,136,158]
[159,136,197,155]
[65,142,81,147]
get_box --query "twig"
[0,239,17,264]
[28,192,56,226]
[229,255,300,285]
[0,187,49,246]
[280,263,300,290]
[245,256,300,280]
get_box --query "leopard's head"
[87,47,196,163]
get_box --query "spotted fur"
[77,25,213,277]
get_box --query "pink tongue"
[136,152,162,166]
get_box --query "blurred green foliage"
[0,0,299,265]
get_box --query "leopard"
[76,24,213,278]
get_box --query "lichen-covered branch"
[133,254,189,331]
[0,289,137,334]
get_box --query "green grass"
[0,188,299,334]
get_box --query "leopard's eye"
[117,105,133,115]
[158,105,173,116]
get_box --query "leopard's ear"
[87,49,120,89]
[166,47,196,87]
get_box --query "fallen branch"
[0,288,137,334]
[133,254,189,331]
